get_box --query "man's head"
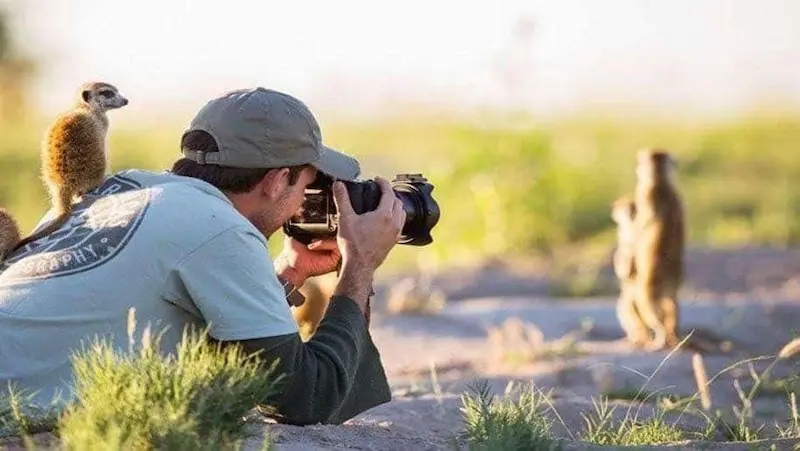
[172,88,361,237]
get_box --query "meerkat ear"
[82,90,91,103]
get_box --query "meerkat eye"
[100,91,115,98]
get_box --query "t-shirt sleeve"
[163,226,298,341]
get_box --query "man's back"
[0,169,279,407]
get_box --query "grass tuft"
[460,379,562,450]
[57,327,284,451]
[0,388,60,440]
[580,397,684,446]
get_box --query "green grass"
[58,327,282,450]
[0,326,284,450]
[460,379,562,450]
[580,397,685,446]
[4,109,800,276]
[0,389,60,439]
[461,336,800,448]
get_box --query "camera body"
[283,173,440,246]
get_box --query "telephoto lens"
[283,173,440,246]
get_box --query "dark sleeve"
[220,295,391,425]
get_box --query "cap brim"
[311,145,361,181]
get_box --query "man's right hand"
[331,177,406,311]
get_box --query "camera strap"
[279,276,306,307]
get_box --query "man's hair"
[172,130,308,193]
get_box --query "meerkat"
[11,82,128,252]
[632,149,685,351]
[292,273,339,341]
[611,194,650,348]
[0,208,21,260]
[611,195,637,282]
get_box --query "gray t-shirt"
[0,170,298,407]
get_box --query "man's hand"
[332,176,406,310]
[275,236,341,287]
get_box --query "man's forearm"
[227,295,390,425]
[333,265,372,310]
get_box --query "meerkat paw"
[665,333,681,348]
[644,331,669,351]
[629,336,651,349]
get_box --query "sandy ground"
[257,247,800,450]
[4,247,800,450]
[257,297,800,450]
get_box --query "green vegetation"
[580,397,685,446]
[3,110,800,275]
[0,328,282,450]
[458,341,800,449]
[59,328,281,450]
[460,379,562,450]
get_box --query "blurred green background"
[4,108,800,278]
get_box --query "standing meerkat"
[0,208,21,260]
[611,194,650,347]
[11,82,128,252]
[633,149,685,351]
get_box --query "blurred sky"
[7,0,800,121]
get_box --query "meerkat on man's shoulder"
[10,81,128,253]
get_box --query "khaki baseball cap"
[181,87,360,181]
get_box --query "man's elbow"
[261,380,351,426]
[264,400,345,426]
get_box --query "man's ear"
[259,168,290,201]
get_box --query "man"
[0,87,405,425]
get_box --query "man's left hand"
[275,236,341,287]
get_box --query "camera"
[283,173,440,246]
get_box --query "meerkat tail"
[12,188,75,252]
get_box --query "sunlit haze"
[11,0,800,122]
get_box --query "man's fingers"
[374,177,397,214]
[308,239,339,251]
[392,205,406,238]
[332,181,355,218]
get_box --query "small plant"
[580,396,684,446]
[776,392,800,439]
[704,411,765,443]
[692,352,713,411]
[678,340,800,443]
[460,379,562,450]
[0,387,61,441]
[57,326,284,451]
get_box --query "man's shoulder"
[114,169,219,192]
[113,169,263,244]
[113,169,231,207]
